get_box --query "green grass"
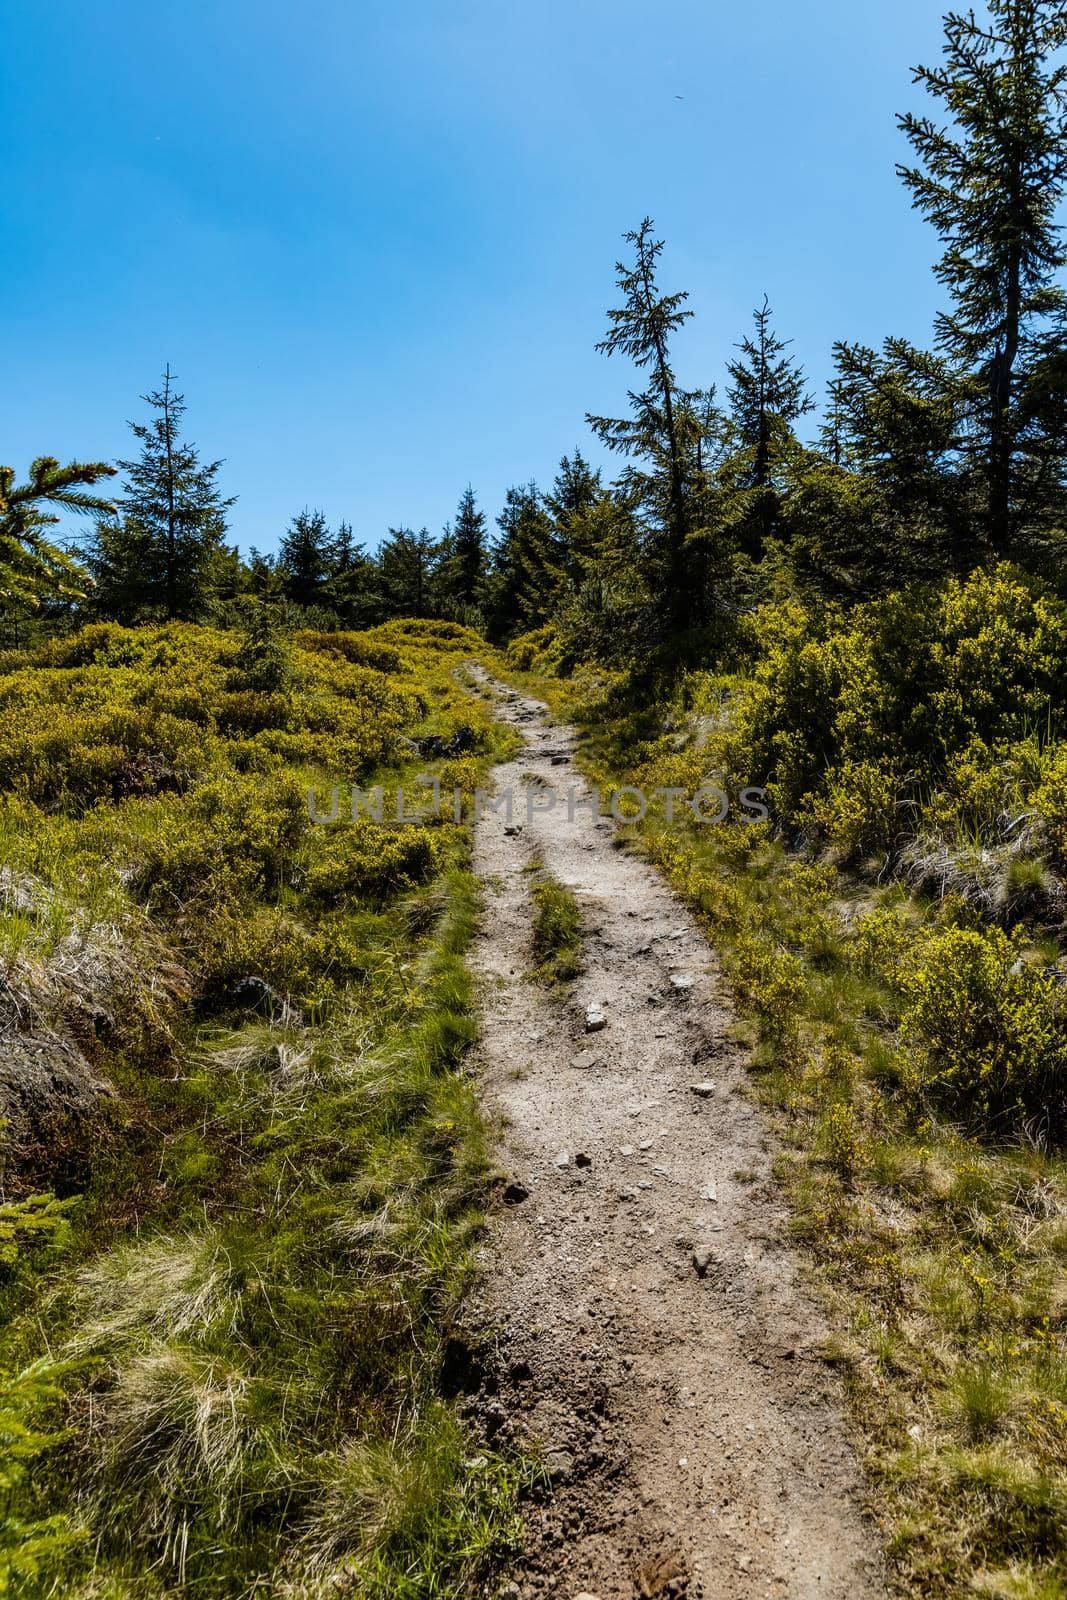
[528,867,584,986]
[0,620,530,1600]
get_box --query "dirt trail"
[463,668,885,1600]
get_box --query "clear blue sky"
[4,0,953,555]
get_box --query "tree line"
[4,0,1067,655]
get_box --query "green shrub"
[731,565,1067,842]
[303,821,451,907]
[294,630,408,675]
[813,759,901,855]
[901,925,1067,1134]
[504,625,560,672]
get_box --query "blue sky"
[4,0,952,555]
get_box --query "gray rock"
[585,1008,607,1032]
[544,1447,575,1482]
[692,1247,714,1278]
[690,1080,717,1098]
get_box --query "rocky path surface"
[463,667,885,1600]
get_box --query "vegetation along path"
[464,667,886,1600]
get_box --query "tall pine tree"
[725,298,813,561]
[377,527,439,617]
[443,486,487,615]
[898,0,1067,555]
[487,484,564,639]
[587,219,710,632]
[278,509,332,610]
[89,369,234,620]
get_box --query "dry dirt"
[463,667,886,1600]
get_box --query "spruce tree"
[898,0,1067,553]
[544,450,603,578]
[246,548,283,600]
[377,527,438,617]
[446,486,487,612]
[325,521,379,628]
[487,484,564,639]
[816,337,970,576]
[278,508,332,610]
[545,450,602,526]
[89,369,234,620]
[725,298,813,561]
[587,219,709,631]
[727,298,813,488]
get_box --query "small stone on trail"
[503,824,522,836]
[503,1180,530,1205]
[690,1081,717,1098]
[544,1447,575,1482]
[701,1183,718,1203]
[553,1152,570,1169]
[670,973,694,991]
[572,1048,603,1070]
[585,1008,607,1032]
[693,1247,714,1278]
[619,1144,635,1157]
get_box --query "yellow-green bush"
[503,625,561,673]
[303,820,458,907]
[900,924,1067,1134]
[293,629,409,674]
[729,565,1067,850]
[1034,745,1067,862]
[0,623,430,812]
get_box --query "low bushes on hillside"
[683,568,1067,904]
[0,618,522,1599]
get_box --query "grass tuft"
[528,869,584,986]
